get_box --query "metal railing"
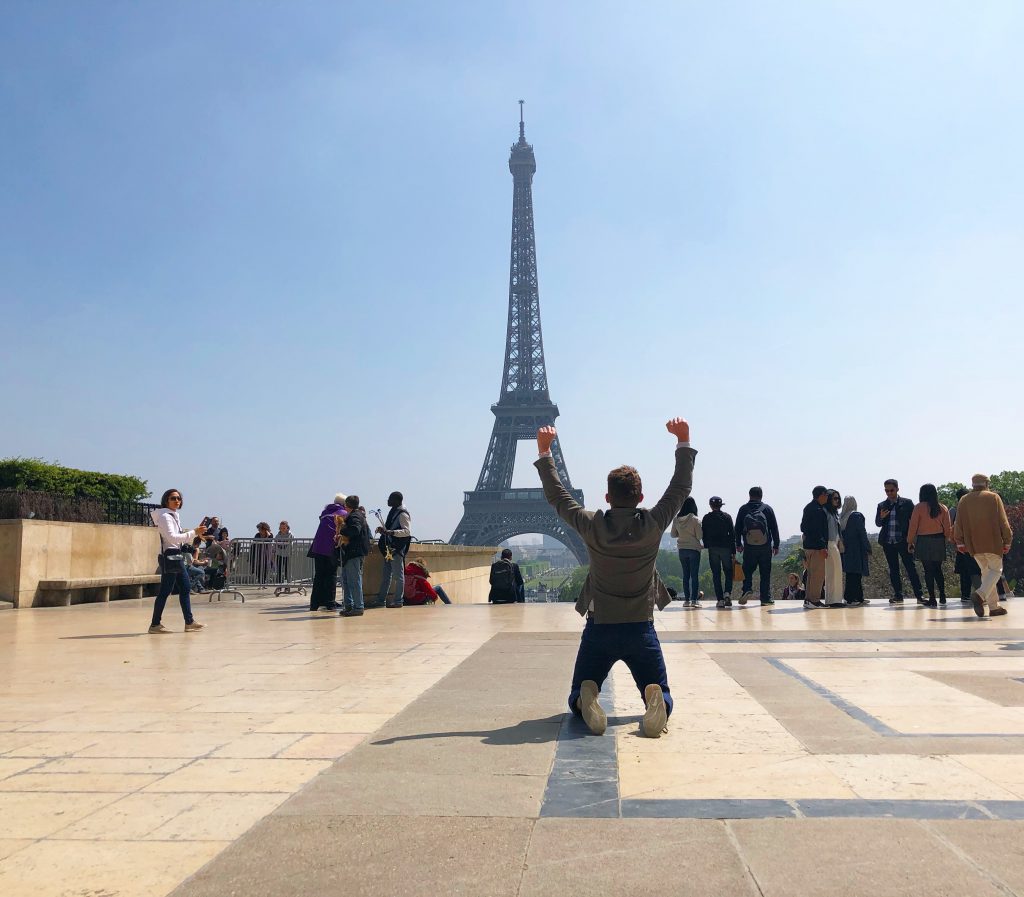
[0,489,159,526]
[207,537,315,602]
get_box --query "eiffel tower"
[450,103,587,564]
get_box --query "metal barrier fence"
[207,537,315,602]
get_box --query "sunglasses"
[169,495,182,501]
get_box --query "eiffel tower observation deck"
[450,104,587,563]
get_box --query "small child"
[274,521,294,583]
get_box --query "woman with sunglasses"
[149,488,207,633]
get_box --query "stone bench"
[36,575,162,607]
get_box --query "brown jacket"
[953,489,1012,557]
[534,446,697,623]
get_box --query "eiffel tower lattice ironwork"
[450,103,587,564]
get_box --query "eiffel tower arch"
[450,104,587,565]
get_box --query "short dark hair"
[608,465,643,506]
[749,486,763,500]
[160,488,183,508]
[501,548,513,559]
[388,491,403,506]
[812,485,827,499]
[884,478,899,490]
[345,495,360,510]
[955,487,969,500]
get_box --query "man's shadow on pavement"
[372,714,567,747]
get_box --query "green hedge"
[0,458,149,503]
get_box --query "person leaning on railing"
[148,488,206,634]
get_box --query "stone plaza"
[1,595,1023,896]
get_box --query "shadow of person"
[372,714,565,747]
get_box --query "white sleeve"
[154,511,194,548]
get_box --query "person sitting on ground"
[404,558,453,605]
[534,417,695,739]
[183,536,210,593]
[488,548,525,604]
[780,572,805,603]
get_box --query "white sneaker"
[577,680,607,736]
[642,684,668,738]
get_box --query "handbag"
[733,559,744,581]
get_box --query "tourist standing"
[671,497,703,607]
[274,521,294,584]
[840,496,871,607]
[702,497,735,609]
[950,487,981,604]
[251,522,273,585]
[534,418,695,739]
[908,484,953,607]
[308,494,346,611]
[735,487,780,605]
[338,496,369,617]
[149,488,206,633]
[875,479,924,605]
[373,492,413,608]
[800,486,829,609]
[954,474,1013,618]
[823,490,845,606]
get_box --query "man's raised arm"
[533,426,593,538]
[651,417,697,531]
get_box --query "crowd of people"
[670,476,1014,617]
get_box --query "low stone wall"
[361,544,499,604]
[0,519,160,608]
[0,519,499,608]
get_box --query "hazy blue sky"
[2,1,1021,543]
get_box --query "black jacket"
[800,500,829,551]
[841,511,872,575]
[488,559,524,603]
[701,510,735,550]
[874,496,914,545]
[339,509,369,562]
[735,501,781,551]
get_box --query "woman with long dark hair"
[908,483,953,607]
[823,490,845,606]
[671,496,703,607]
[149,488,206,633]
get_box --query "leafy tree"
[939,472,1023,509]
[937,482,966,508]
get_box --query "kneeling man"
[534,418,695,737]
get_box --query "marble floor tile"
[0,791,123,838]
[277,733,367,759]
[53,792,202,840]
[208,733,304,759]
[145,758,330,793]
[819,754,1021,801]
[146,792,289,841]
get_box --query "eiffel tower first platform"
[450,104,587,564]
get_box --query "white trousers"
[975,553,1004,611]
[825,540,844,605]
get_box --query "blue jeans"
[342,556,364,612]
[568,619,673,717]
[434,585,452,605]
[376,553,406,606]
[678,549,701,600]
[152,556,194,627]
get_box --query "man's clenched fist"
[537,426,557,454]
[665,418,690,442]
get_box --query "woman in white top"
[149,488,207,633]
[671,497,704,607]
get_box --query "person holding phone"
[149,488,206,633]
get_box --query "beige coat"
[535,446,697,623]
[671,514,703,550]
[953,489,1012,556]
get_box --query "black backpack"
[490,560,516,599]
[743,506,770,546]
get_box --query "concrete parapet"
[0,519,160,608]
[362,543,500,604]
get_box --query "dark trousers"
[310,553,338,609]
[707,546,734,599]
[152,557,194,627]
[881,541,922,598]
[276,556,289,583]
[844,572,863,604]
[921,561,946,601]
[742,545,773,599]
[678,549,701,600]
[568,619,673,717]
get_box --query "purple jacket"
[310,503,345,557]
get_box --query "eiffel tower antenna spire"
[450,108,586,562]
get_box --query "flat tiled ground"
[1,594,1023,895]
